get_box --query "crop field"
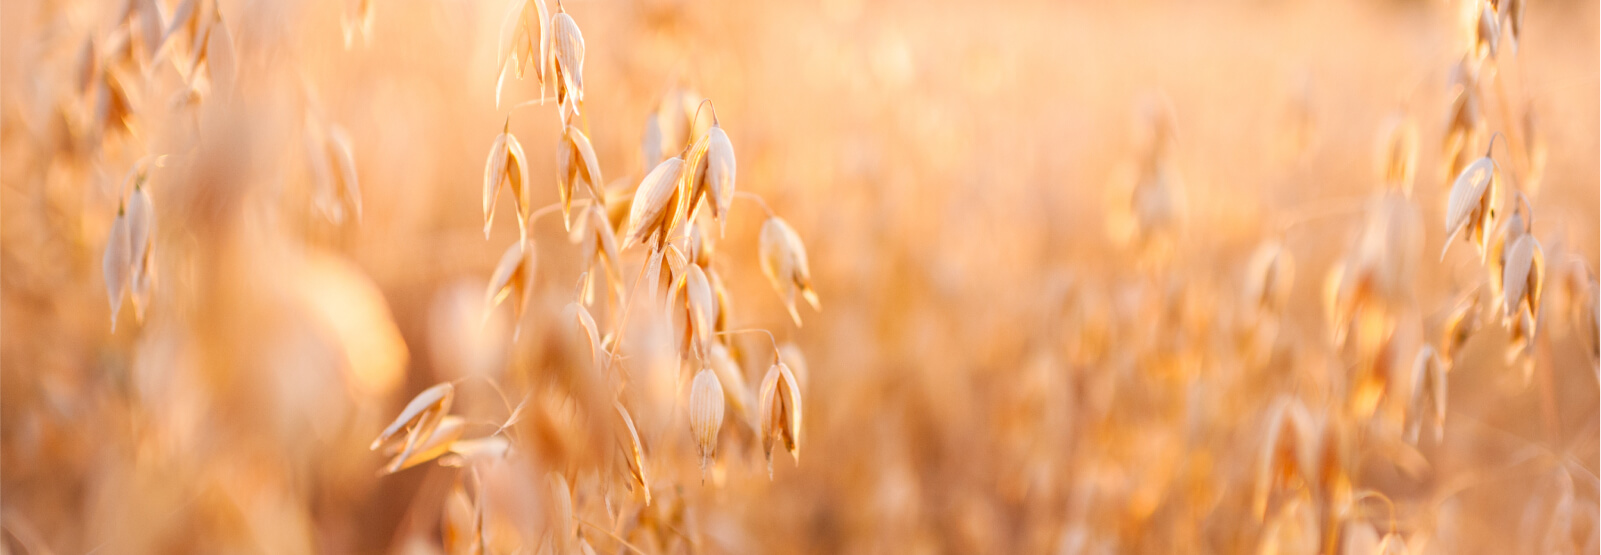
[1,0,1598,553]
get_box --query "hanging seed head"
[759,216,821,326]
[1253,396,1317,519]
[483,126,532,240]
[1244,240,1294,320]
[1405,345,1448,445]
[371,383,456,473]
[558,124,604,231]
[758,361,803,478]
[1475,0,1499,59]
[1502,233,1545,330]
[624,156,686,250]
[1374,113,1419,195]
[551,12,584,118]
[546,472,574,554]
[688,367,725,474]
[127,186,156,321]
[612,400,651,504]
[1439,291,1482,365]
[1503,0,1526,52]
[103,205,132,332]
[704,127,736,236]
[1441,155,1498,261]
[380,415,466,474]
[707,342,753,430]
[683,264,716,361]
[485,240,537,336]
[1487,195,1532,313]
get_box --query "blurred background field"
[2,0,1598,553]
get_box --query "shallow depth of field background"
[2,0,1598,553]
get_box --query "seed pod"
[483,125,532,240]
[1243,240,1294,320]
[1502,234,1544,327]
[551,12,584,116]
[381,415,466,474]
[485,240,537,337]
[759,216,821,326]
[684,265,715,360]
[688,368,725,473]
[557,124,603,231]
[575,205,625,303]
[624,156,685,250]
[1442,155,1498,261]
[612,400,650,504]
[1374,113,1418,195]
[126,178,156,321]
[564,301,604,372]
[371,383,456,473]
[758,361,802,478]
[684,122,738,236]
[1475,0,1499,59]
[1405,345,1448,445]
[1439,290,1482,365]
[1486,196,1531,315]
[546,473,574,554]
[707,342,753,430]
[1503,0,1526,52]
[1253,396,1317,519]
[104,206,132,331]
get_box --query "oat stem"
[574,516,649,555]
[734,191,775,219]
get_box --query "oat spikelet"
[103,205,132,332]
[624,156,685,250]
[371,383,456,473]
[551,12,585,120]
[1374,113,1419,195]
[1502,234,1544,379]
[613,400,651,505]
[759,217,820,326]
[1253,396,1316,520]
[1441,155,1497,261]
[689,368,726,475]
[684,116,738,236]
[557,124,604,231]
[380,415,466,474]
[485,240,537,337]
[546,473,574,554]
[758,361,803,478]
[1405,345,1448,445]
[483,124,532,240]
[126,175,156,321]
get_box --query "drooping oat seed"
[1405,345,1448,445]
[483,124,533,240]
[758,361,803,477]
[1442,155,1498,261]
[104,204,132,332]
[624,156,686,250]
[688,367,726,474]
[557,124,604,231]
[485,240,537,336]
[381,415,466,474]
[551,12,585,119]
[759,216,821,326]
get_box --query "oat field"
[2,0,1598,553]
